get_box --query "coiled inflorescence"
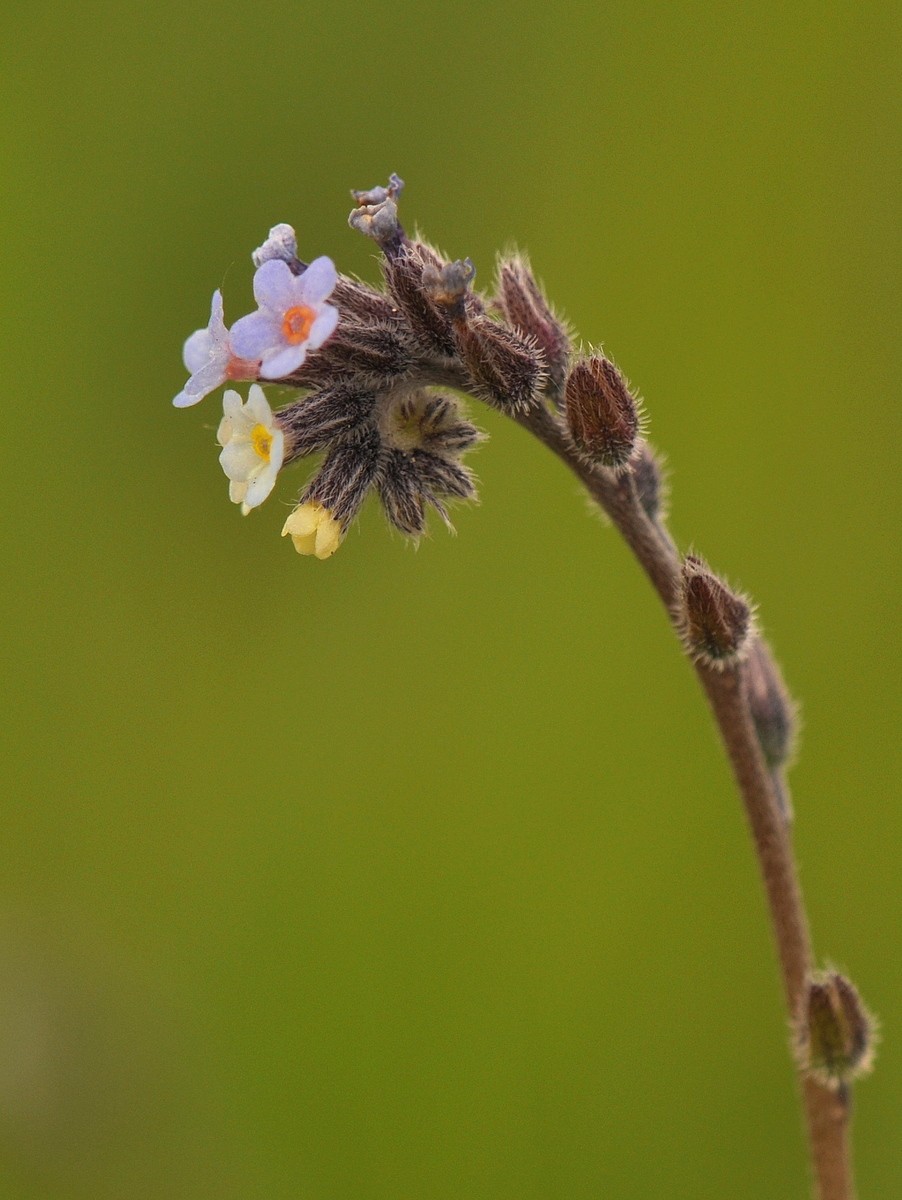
[174,176,575,559]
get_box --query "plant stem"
[513,402,855,1200]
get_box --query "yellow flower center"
[281,304,316,345]
[251,424,273,462]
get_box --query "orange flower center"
[281,304,316,345]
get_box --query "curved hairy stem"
[514,402,856,1200]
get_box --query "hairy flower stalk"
[173,178,873,1200]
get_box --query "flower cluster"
[174,177,581,559]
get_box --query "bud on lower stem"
[678,556,753,667]
[745,636,797,770]
[565,356,640,470]
[798,971,876,1089]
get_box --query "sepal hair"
[565,355,641,470]
[277,385,377,460]
[289,321,415,390]
[382,244,457,357]
[496,254,572,401]
[677,555,754,668]
[377,447,476,536]
[302,425,383,526]
[391,392,483,456]
[453,317,545,413]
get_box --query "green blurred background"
[1,0,899,1196]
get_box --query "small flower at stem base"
[217,385,284,514]
[282,503,343,559]
[173,290,260,408]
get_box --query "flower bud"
[282,503,343,560]
[252,223,302,271]
[629,440,668,523]
[453,317,544,412]
[678,556,753,667]
[745,637,797,771]
[496,255,572,400]
[798,971,875,1088]
[565,356,640,470]
[382,245,457,357]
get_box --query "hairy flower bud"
[496,255,572,400]
[798,971,875,1088]
[629,440,668,523]
[745,637,797,771]
[678,556,753,667]
[565,356,640,470]
[302,426,383,527]
[382,244,457,357]
[453,317,544,412]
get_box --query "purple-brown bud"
[453,317,545,413]
[629,440,668,523]
[495,256,572,401]
[565,356,640,470]
[745,636,797,771]
[678,556,753,667]
[798,971,875,1088]
[382,244,457,358]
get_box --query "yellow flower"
[281,503,343,560]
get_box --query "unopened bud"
[745,637,797,770]
[798,971,875,1088]
[496,256,572,400]
[281,503,343,560]
[454,317,544,412]
[349,174,407,256]
[565,356,640,470]
[679,556,753,667]
[630,440,668,523]
[252,223,302,271]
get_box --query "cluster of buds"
[173,177,582,559]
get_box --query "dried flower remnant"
[230,257,340,380]
[173,290,260,408]
[217,386,285,514]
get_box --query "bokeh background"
[1,1,900,1196]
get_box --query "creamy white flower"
[281,503,343,559]
[217,386,284,514]
[173,291,260,408]
[229,257,340,380]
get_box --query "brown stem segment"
[513,401,856,1200]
